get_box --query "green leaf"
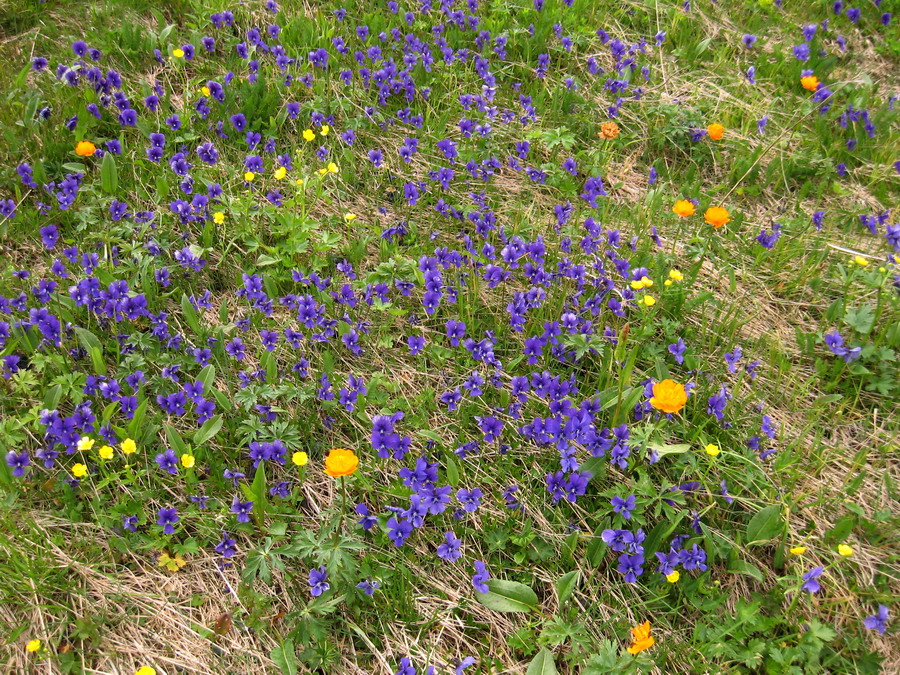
[100,151,118,194]
[181,294,202,334]
[727,558,765,583]
[270,639,298,675]
[198,364,216,392]
[193,415,223,446]
[526,648,558,675]
[579,456,606,482]
[444,453,460,487]
[746,504,784,544]
[165,426,187,455]
[844,305,875,335]
[555,570,580,606]
[647,443,692,457]
[128,399,148,439]
[475,579,538,613]
[73,327,106,375]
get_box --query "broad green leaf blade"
[100,150,118,194]
[270,639,298,675]
[475,579,538,613]
[181,294,202,334]
[193,415,223,446]
[527,648,558,675]
[746,504,784,544]
[555,570,580,606]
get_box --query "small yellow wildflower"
[320,125,330,136]
[666,570,680,583]
[345,213,357,222]
[641,295,657,307]
[26,639,41,653]
[181,454,195,469]
[327,162,339,173]
[201,86,211,97]
[669,269,684,281]
[172,48,185,59]
[121,438,137,455]
[295,178,305,187]
[292,451,309,467]
[838,544,854,557]
[302,129,316,141]
[274,166,287,180]
[77,436,95,452]
[71,463,88,478]
[852,256,869,267]
[641,276,653,288]
[213,211,225,224]
[789,546,807,556]
[244,171,255,182]
[98,445,114,460]
[630,279,645,290]
[135,666,157,675]
[705,443,720,457]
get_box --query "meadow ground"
[0,0,897,673]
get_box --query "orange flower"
[649,379,687,414]
[704,206,730,229]
[627,621,655,655]
[672,200,695,218]
[75,141,97,157]
[324,447,359,477]
[598,121,620,140]
[800,75,820,91]
[707,123,724,140]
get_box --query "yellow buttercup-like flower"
[705,443,720,457]
[26,639,41,653]
[641,295,657,307]
[201,86,211,97]
[302,129,316,141]
[666,571,680,583]
[292,451,309,467]
[324,448,359,477]
[838,544,854,557]
[98,445,114,460]
[181,454,195,469]
[789,546,807,556]
[274,166,287,180]
[135,667,157,675]
[244,171,255,182]
[669,269,683,281]
[320,125,330,136]
[213,211,225,224]
[121,438,137,455]
[77,436,95,452]
[344,213,357,222]
[327,162,339,173]
[172,48,185,59]
[852,256,869,267]
[72,463,88,478]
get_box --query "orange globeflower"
[598,121,620,139]
[627,621,655,655]
[649,379,687,414]
[800,75,820,91]
[704,206,730,229]
[672,200,695,218]
[707,123,724,140]
[75,141,97,157]
[324,447,359,477]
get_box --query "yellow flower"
[705,443,720,457]
[664,280,673,287]
[172,48,185,59]
[320,125,330,136]
[704,206,731,229]
[121,438,137,455]
[707,123,725,140]
[324,448,359,477]
[666,571,680,583]
[71,463,88,478]
[627,621,655,654]
[213,211,225,224]
[98,445,114,460]
[274,166,287,180]
[641,295,657,307]
[630,279,645,290]
[201,86,211,97]
[327,162,339,173]
[77,436,95,452]
[75,141,97,157]
[852,256,869,267]
[302,129,316,141]
[292,451,309,467]
[838,544,854,557]
[672,200,695,218]
[641,276,653,288]
[669,269,684,281]
[789,546,807,556]
[800,75,820,91]
[26,639,41,653]
[295,178,305,187]
[244,171,255,182]
[649,379,687,414]
[317,167,328,175]
[181,454,195,468]
[135,666,157,675]
[344,213,357,222]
